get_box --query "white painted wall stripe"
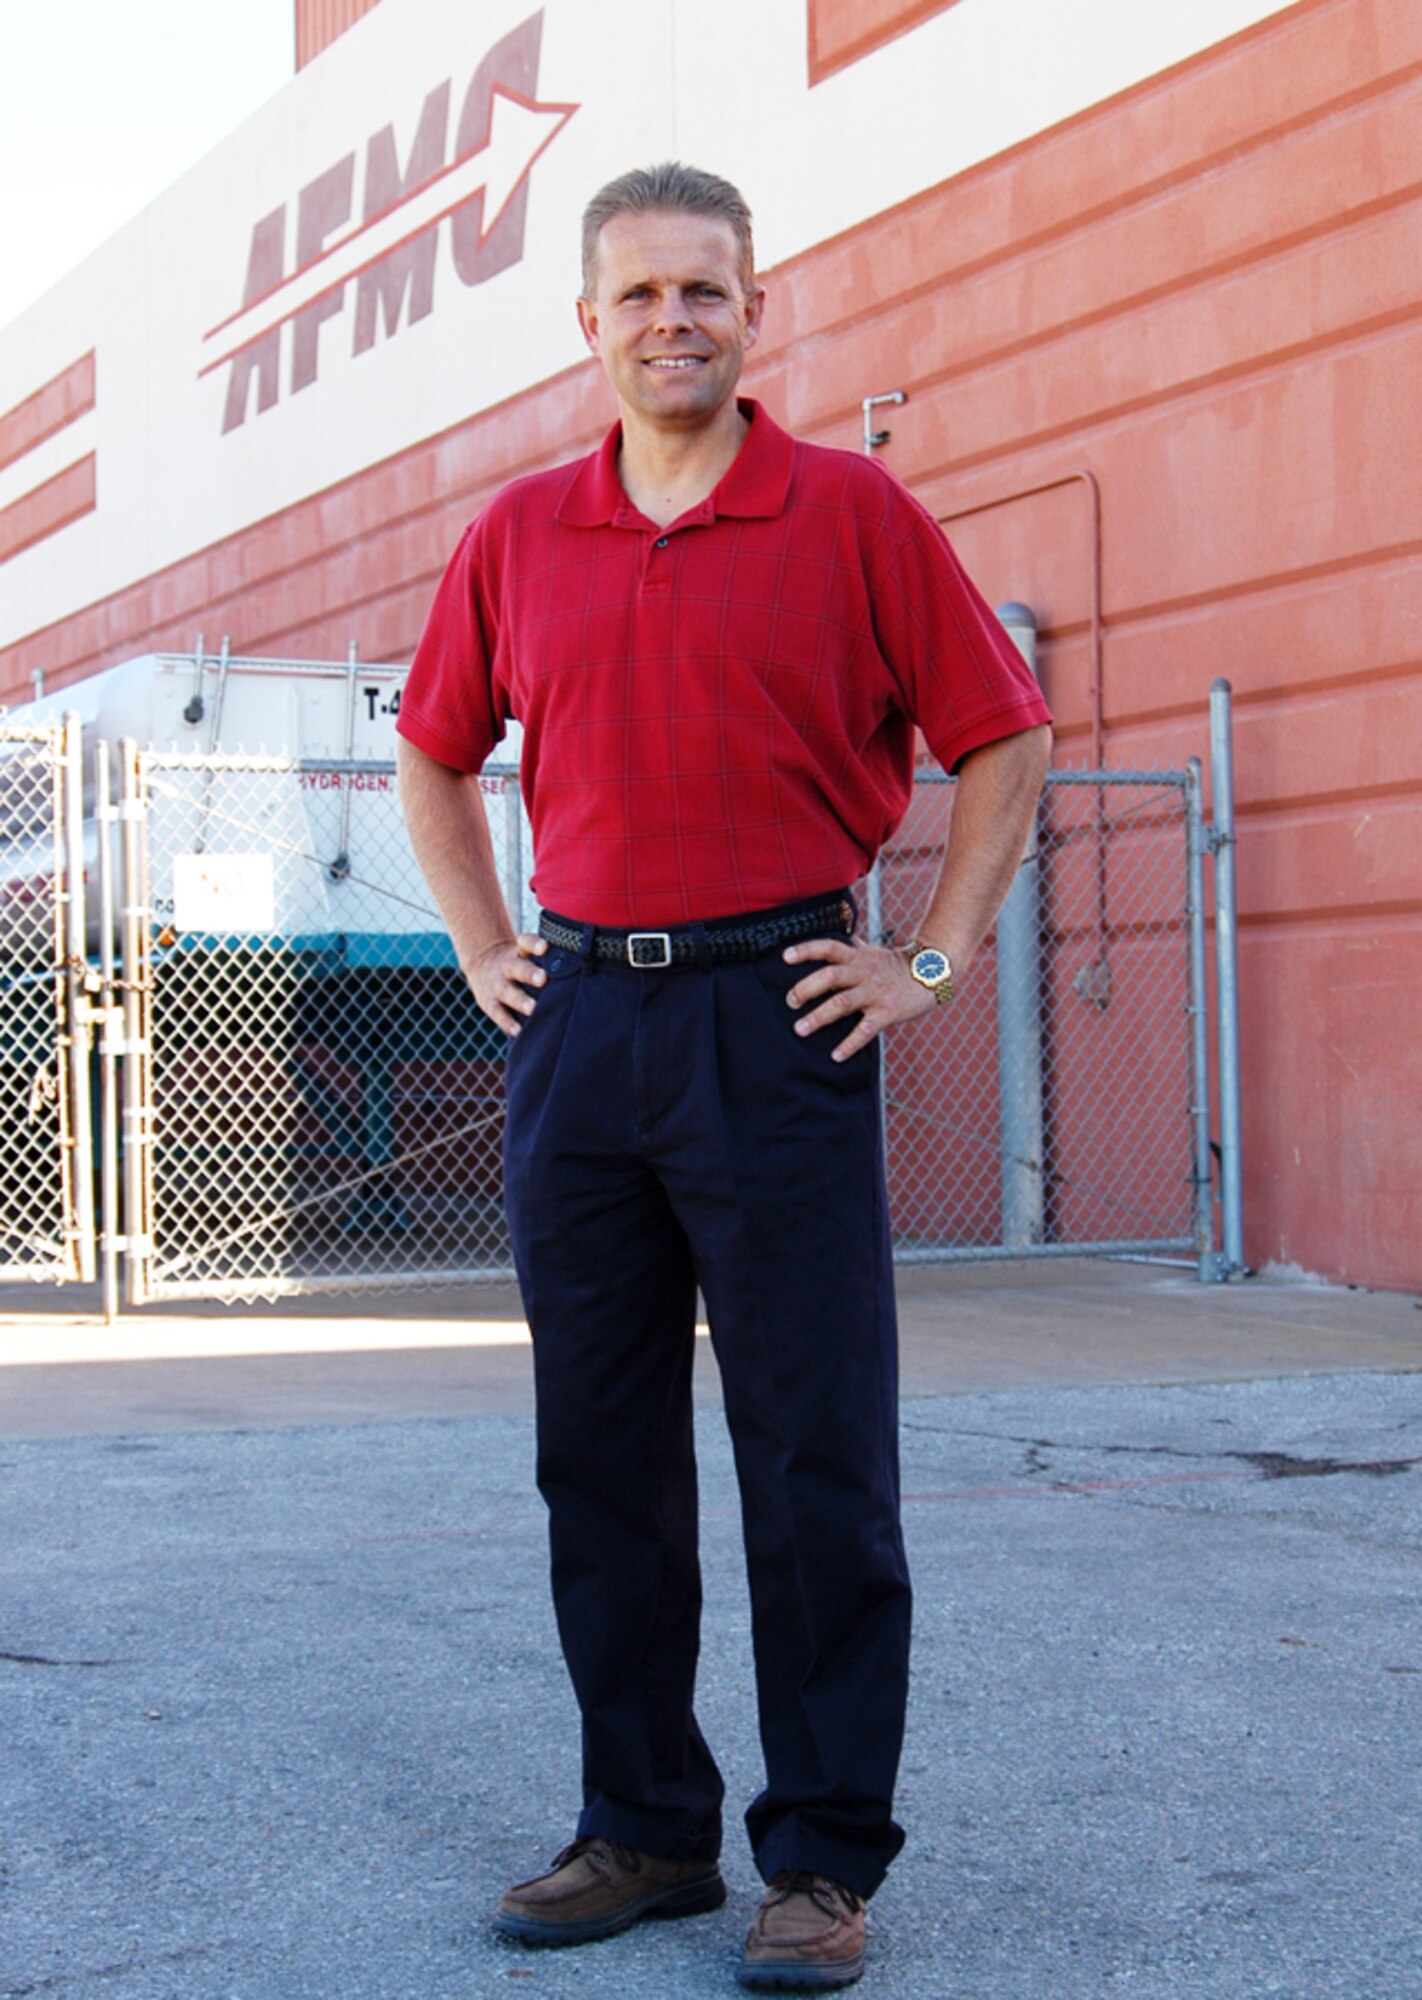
[0,411,99,515]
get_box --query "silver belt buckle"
[627,931,672,968]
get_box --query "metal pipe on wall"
[994,603,1046,1247]
[861,391,905,950]
[942,473,1111,995]
[940,470,1103,767]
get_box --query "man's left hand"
[782,937,938,1062]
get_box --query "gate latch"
[73,997,148,1057]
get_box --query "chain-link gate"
[0,716,96,1283]
[115,743,528,1303]
[872,766,1210,1264]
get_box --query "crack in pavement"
[904,1424,1421,1484]
[1234,1451,1419,1480]
[905,1425,1217,1462]
[0,1651,115,1669]
[2,1945,213,1996]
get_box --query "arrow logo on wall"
[199,84,576,380]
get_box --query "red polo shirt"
[398,401,1051,926]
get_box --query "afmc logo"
[202,11,575,434]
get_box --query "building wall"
[1,0,1416,1286]
[807,0,964,84]
[295,0,385,70]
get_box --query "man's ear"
[742,284,767,356]
[576,297,599,354]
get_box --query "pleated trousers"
[501,911,912,1897]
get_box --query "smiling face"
[576,209,765,437]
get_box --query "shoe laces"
[550,1835,642,1877]
[766,1869,864,1915]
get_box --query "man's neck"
[616,401,750,529]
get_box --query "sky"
[0,0,295,333]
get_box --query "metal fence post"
[21,734,1238,1298]
[1185,758,1217,1280]
[995,604,1045,1245]
[864,858,885,947]
[1210,680,1246,1276]
[60,711,97,1282]
[504,769,526,935]
[118,740,155,1304]
[95,742,122,1320]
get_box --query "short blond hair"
[581,161,756,295]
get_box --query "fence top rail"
[914,765,1192,788]
[129,747,522,779]
[0,719,65,744]
[148,651,406,678]
[1046,767,1191,787]
[126,745,1188,789]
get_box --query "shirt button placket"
[634,530,675,703]
[641,530,673,595]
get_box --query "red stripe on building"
[0,456,97,567]
[295,0,384,70]
[807,0,963,85]
[0,353,96,476]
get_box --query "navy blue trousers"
[501,915,911,1898]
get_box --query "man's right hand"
[464,934,548,1036]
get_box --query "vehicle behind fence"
[0,699,1241,1310]
[117,747,519,1301]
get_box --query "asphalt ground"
[2,1262,1420,2000]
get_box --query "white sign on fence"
[172,852,276,933]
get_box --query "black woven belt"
[539,893,855,969]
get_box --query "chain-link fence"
[1,711,1226,1305]
[118,746,525,1303]
[0,717,94,1282]
[113,748,1209,1303]
[872,768,1206,1262]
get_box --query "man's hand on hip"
[782,937,936,1062]
[466,934,548,1036]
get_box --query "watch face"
[913,948,949,982]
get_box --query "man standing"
[396,163,1051,1990]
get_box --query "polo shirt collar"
[556,398,794,529]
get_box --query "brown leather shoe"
[738,1871,867,1989]
[494,1835,726,1946]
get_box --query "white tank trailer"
[0,648,531,959]
[1,651,529,1254]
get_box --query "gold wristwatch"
[905,940,955,1005]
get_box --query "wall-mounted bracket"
[862,390,907,453]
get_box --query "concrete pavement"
[2,1261,1419,1998]
[3,1257,1419,1434]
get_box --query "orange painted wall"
[2,0,1417,1287]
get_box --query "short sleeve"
[869,482,1052,771]
[396,520,508,772]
